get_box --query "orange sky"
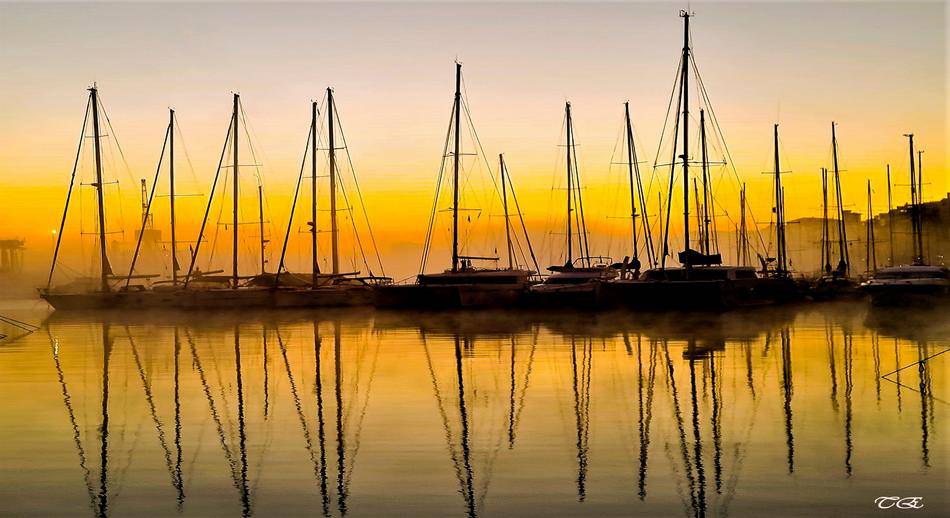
[0,2,945,282]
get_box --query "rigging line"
[0,314,39,332]
[172,112,201,185]
[126,124,171,288]
[332,166,372,276]
[648,54,685,200]
[420,101,456,274]
[183,116,234,287]
[48,95,92,289]
[275,125,313,286]
[570,123,593,263]
[626,107,657,267]
[504,165,541,275]
[97,95,136,185]
[691,57,769,255]
[461,97,533,264]
[207,139,234,272]
[661,63,685,266]
[333,101,385,276]
[881,347,950,379]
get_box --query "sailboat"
[605,12,798,310]
[41,86,163,309]
[376,63,538,308]
[528,101,616,308]
[811,122,860,299]
[861,133,949,305]
[271,89,389,307]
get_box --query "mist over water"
[0,303,946,516]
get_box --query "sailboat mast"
[624,102,639,262]
[821,168,830,273]
[311,101,319,287]
[680,11,692,271]
[500,154,513,270]
[328,87,339,275]
[169,109,178,285]
[831,122,848,276]
[232,93,240,289]
[258,184,265,275]
[866,180,876,273]
[699,109,710,255]
[89,86,111,292]
[904,133,922,263]
[773,124,787,274]
[693,179,703,250]
[565,101,574,265]
[739,184,748,266]
[916,149,925,262]
[886,165,894,266]
[451,63,462,273]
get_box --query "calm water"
[0,302,946,517]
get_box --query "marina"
[35,12,947,314]
[0,2,946,515]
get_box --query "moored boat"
[605,13,800,311]
[861,134,948,306]
[375,63,539,309]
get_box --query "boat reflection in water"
[4,302,944,516]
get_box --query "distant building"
[726,194,949,275]
[0,239,25,273]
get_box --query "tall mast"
[258,184,265,275]
[328,87,339,275]
[232,93,240,289]
[739,184,748,266]
[89,86,111,292]
[565,101,574,266]
[169,109,178,285]
[699,109,710,255]
[916,149,925,262]
[500,154,513,270]
[821,168,831,273]
[624,102,639,262]
[451,63,462,272]
[831,122,848,276]
[680,11,692,272]
[311,101,319,286]
[904,133,922,263]
[886,165,894,266]
[693,179,703,250]
[866,180,876,273]
[773,124,787,274]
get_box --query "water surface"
[0,303,946,516]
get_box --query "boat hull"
[525,283,602,309]
[41,285,376,311]
[375,284,526,309]
[808,277,863,301]
[273,286,374,308]
[862,284,950,307]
